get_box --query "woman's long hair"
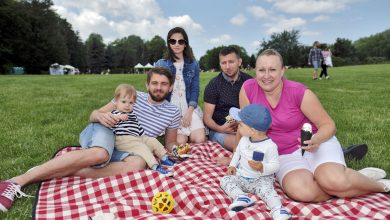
[166,27,195,62]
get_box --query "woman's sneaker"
[378,179,390,193]
[358,167,386,181]
[229,195,254,212]
[0,180,30,212]
[155,165,173,177]
[271,206,292,220]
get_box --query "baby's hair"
[114,84,137,101]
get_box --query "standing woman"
[155,27,206,144]
[320,47,332,80]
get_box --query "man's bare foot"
[214,156,231,166]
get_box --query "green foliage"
[333,38,357,58]
[144,35,167,64]
[85,33,106,73]
[0,0,85,74]
[259,30,304,67]
[354,29,390,60]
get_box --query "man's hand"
[96,112,120,128]
[226,166,236,175]
[117,114,128,121]
[219,121,238,134]
[248,160,263,172]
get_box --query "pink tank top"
[243,78,317,155]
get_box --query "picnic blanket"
[33,142,390,220]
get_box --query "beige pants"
[115,135,167,168]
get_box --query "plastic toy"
[151,191,175,213]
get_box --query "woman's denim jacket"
[154,58,200,108]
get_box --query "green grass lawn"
[1,64,390,219]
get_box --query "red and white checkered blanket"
[33,142,390,220]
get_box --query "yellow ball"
[151,191,175,213]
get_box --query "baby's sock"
[151,164,159,170]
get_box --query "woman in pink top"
[238,49,389,202]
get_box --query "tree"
[109,35,145,73]
[249,54,256,68]
[0,0,86,74]
[258,30,302,67]
[354,29,390,61]
[144,35,166,64]
[85,33,106,73]
[333,38,356,58]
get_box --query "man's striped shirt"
[133,92,181,137]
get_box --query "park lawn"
[1,63,390,219]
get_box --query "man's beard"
[149,90,168,102]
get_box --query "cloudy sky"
[52,0,390,59]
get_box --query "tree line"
[1,0,389,74]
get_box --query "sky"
[51,0,390,60]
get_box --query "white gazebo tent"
[144,63,154,69]
[134,63,144,74]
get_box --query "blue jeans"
[79,123,130,168]
[208,129,228,148]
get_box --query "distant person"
[308,41,323,80]
[203,46,252,152]
[239,48,389,202]
[0,67,180,213]
[155,27,206,145]
[320,47,332,80]
[111,84,175,176]
[220,104,291,219]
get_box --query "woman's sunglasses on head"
[168,39,186,45]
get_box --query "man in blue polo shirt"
[203,47,252,152]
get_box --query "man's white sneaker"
[378,179,390,193]
[229,195,254,212]
[358,167,386,181]
[271,206,292,220]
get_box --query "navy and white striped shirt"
[111,110,144,136]
[113,92,181,138]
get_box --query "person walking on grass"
[0,67,180,212]
[320,47,332,80]
[308,41,323,80]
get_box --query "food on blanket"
[225,115,235,123]
[172,143,191,158]
[301,123,312,156]
[152,191,175,213]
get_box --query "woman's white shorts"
[276,136,346,186]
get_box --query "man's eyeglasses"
[168,39,186,45]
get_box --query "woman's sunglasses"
[168,39,186,45]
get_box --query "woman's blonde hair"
[114,84,137,101]
[257,49,284,67]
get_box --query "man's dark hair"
[219,46,241,59]
[146,67,174,85]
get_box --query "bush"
[365,57,387,64]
